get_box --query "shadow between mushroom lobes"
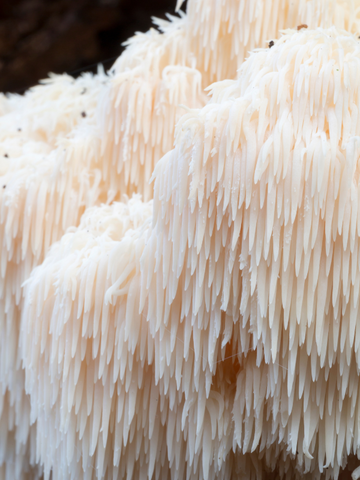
[21,27,360,480]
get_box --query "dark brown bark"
[0,0,186,93]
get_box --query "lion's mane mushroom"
[22,24,360,479]
[21,24,360,480]
[6,0,360,477]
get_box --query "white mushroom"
[99,14,206,201]
[21,25,360,480]
[185,0,360,84]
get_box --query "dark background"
[0,0,186,93]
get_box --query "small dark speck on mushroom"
[81,111,87,118]
[2,185,6,189]
[297,24,308,30]
[4,154,8,158]
[269,40,274,48]
[81,88,86,95]
[18,128,22,132]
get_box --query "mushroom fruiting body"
[5,0,360,478]
[21,26,360,479]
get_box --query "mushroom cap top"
[162,27,360,219]
[184,0,360,83]
[211,27,360,126]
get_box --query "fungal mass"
[2,1,360,480]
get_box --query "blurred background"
[0,0,186,93]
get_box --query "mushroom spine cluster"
[2,1,360,480]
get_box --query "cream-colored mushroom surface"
[0,13,204,480]
[183,0,360,84]
[20,27,360,480]
[0,72,109,480]
[99,14,206,201]
[3,0,360,479]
